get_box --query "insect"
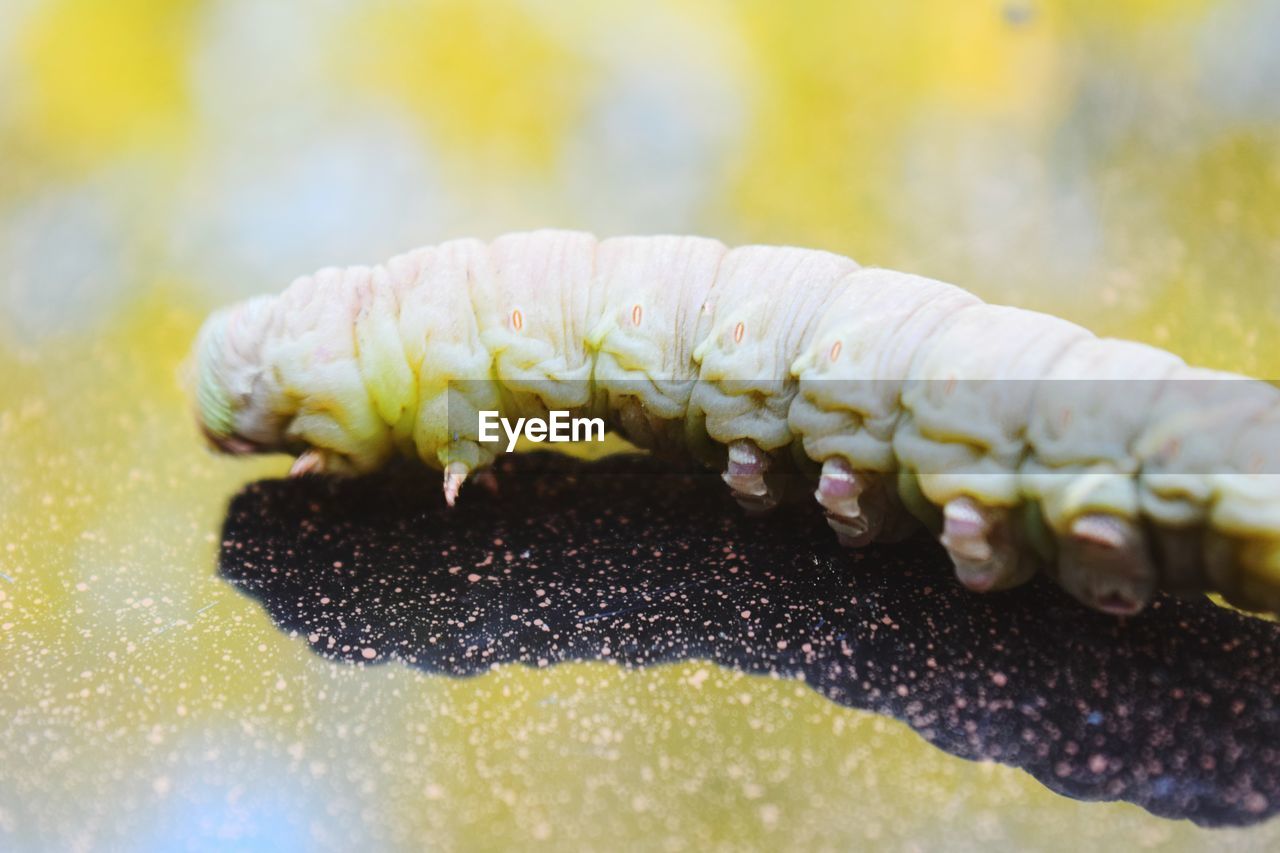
[192,229,1280,617]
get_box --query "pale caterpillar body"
[193,230,1280,616]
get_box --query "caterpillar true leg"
[442,454,501,506]
[442,461,470,507]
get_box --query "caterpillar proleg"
[192,230,1280,617]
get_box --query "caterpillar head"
[192,295,293,456]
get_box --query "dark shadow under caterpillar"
[218,452,1280,828]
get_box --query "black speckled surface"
[220,452,1280,828]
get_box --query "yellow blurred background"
[2,0,1280,849]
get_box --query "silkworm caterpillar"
[192,229,1280,617]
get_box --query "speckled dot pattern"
[220,453,1280,828]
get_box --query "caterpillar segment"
[587,235,727,453]
[687,244,858,509]
[1018,337,1186,611]
[789,270,982,560]
[890,303,1093,595]
[191,229,1280,617]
